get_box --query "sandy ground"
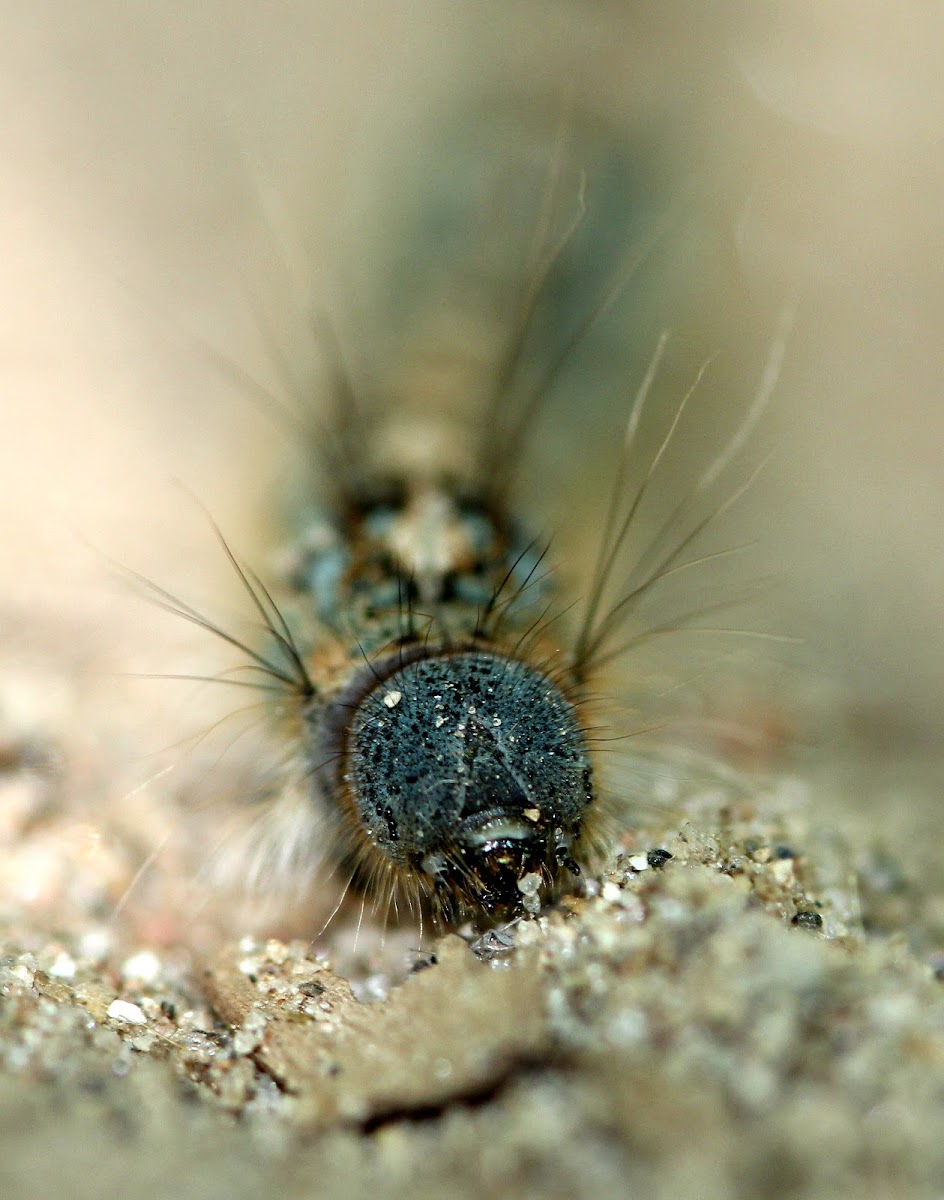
[1,757,942,1200]
[0,5,942,1198]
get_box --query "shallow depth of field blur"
[0,2,941,939]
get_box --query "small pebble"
[791,911,823,931]
[106,999,147,1025]
[518,872,543,914]
[47,952,77,980]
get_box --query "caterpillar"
[143,95,790,938]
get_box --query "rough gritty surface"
[1,741,942,1200]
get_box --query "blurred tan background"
[0,0,941,763]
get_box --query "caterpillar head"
[313,645,593,925]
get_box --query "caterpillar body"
[153,98,784,936]
[270,396,595,926]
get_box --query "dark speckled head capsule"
[313,646,593,923]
